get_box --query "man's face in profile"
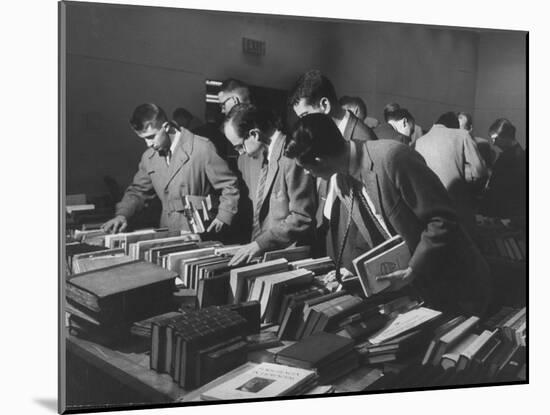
[135,122,171,156]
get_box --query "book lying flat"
[200,362,316,401]
[66,260,177,319]
[263,246,311,262]
[275,332,354,369]
[352,235,410,297]
[368,306,442,345]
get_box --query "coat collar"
[342,110,356,141]
[163,128,192,189]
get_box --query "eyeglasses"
[220,96,240,112]
[233,140,247,155]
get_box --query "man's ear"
[249,128,261,141]
[319,97,332,115]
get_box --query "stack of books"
[369,308,527,390]
[354,306,443,365]
[150,306,251,389]
[200,362,318,401]
[66,260,178,327]
[275,332,358,383]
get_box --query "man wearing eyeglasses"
[223,103,316,265]
[101,103,240,234]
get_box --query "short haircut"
[436,112,460,128]
[457,111,473,130]
[172,107,193,126]
[288,70,338,108]
[489,118,516,140]
[129,103,167,131]
[386,108,415,123]
[225,103,276,141]
[220,78,251,103]
[339,96,367,119]
[285,113,346,164]
[383,102,401,122]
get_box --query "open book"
[352,235,410,297]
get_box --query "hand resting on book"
[228,241,263,266]
[376,266,416,292]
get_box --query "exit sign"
[242,37,266,56]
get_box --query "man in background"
[480,118,526,223]
[339,95,379,129]
[289,70,377,255]
[374,108,415,145]
[101,103,240,235]
[172,107,195,130]
[415,112,487,236]
[458,111,501,170]
[384,102,424,145]
[223,104,316,265]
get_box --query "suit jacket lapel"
[358,142,384,220]
[342,110,356,141]
[164,129,190,190]
[258,134,284,211]
[334,174,375,247]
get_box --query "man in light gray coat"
[415,112,487,235]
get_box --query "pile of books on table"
[275,332,358,384]
[364,306,527,391]
[65,260,179,344]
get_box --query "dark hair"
[129,103,167,131]
[225,103,277,141]
[457,111,473,130]
[285,113,346,163]
[386,108,415,123]
[383,102,401,122]
[220,78,251,103]
[172,107,193,127]
[288,70,338,108]
[339,96,367,119]
[489,118,516,140]
[436,112,460,128]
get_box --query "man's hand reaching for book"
[376,266,416,292]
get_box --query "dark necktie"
[251,153,269,240]
[350,178,391,244]
[334,186,355,284]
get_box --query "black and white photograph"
[55,0,530,413]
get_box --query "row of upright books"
[475,215,526,263]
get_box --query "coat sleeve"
[385,146,460,277]
[115,153,157,219]
[203,142,240,225]
[463,133,488,185]
[255,158,317,251]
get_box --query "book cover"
[352,235,411,297]
[200,362,316,401]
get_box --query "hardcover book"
[352,235,411,297]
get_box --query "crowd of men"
[101,69,526,317]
